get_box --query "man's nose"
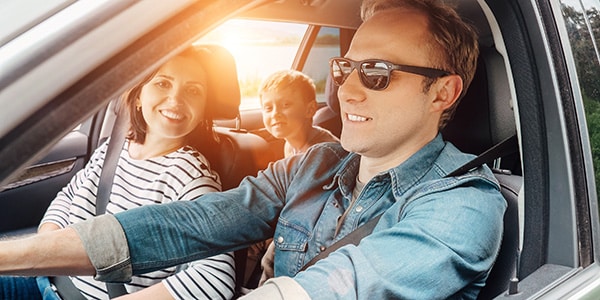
[338,70,365,102]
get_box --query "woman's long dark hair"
[118,46,220,164]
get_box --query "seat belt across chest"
[96,106,128,298]
[300,134,518,272]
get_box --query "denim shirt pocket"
[273,218,310,276]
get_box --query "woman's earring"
[136,104,141,111]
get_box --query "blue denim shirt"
[73,134,506,299]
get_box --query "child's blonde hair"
[259,69,316,104]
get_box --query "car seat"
[196,44,275,190]
[313,74,342,137]
[190,44,282,295]
[441,47,522,299]
[478,172,521,299]
[313,48,521,298]
[441,48,516,157]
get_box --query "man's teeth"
[348,114,370,122]
[161,110,183,120]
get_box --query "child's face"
[261,86,315,140]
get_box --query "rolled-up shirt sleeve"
[70,214,133,283]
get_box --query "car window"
[560,0,600,198]
[303,26,341,103]
[198,19,308,110]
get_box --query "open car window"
[561,0,600,197]
[198,19,340,110]
[199,19,308,110]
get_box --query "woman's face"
[137,56,208,145]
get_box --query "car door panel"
[0,123,91,237]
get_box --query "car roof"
[239,0,492,43]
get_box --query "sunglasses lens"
[331,59,352,86]
[360,61,390,90]
[330,59,391,90]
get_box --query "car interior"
[2,0,597,298]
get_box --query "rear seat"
[213,127,274,190]
[198,44,284,294]
[313,75,342,137]
[198,44,279,188]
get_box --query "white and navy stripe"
[41,139,234,299]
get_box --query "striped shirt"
[41,139,235,300]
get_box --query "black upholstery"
[196,44,283,294]
[442,48,516,156]
[213,127,273,190]
[313,74,342,137]
[440,47,521,299]
[477,172,521,299]
[195,44,278,189]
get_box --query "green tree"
[562,3,600,196]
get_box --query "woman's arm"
[120,253,236,300]
[115,282,174,300]
[37,222,61,233]
[163,253,236,299]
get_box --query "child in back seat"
[242,69,340,290]
[260,69,339,158]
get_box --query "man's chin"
[340,138,366,155]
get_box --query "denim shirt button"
[319,246,326,251]
[277,236,284,243]
[355,205,363,212]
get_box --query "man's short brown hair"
[361,0,479,129]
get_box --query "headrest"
[195,44,241,120]
[442,49,515,155]
[312,74,342,136]
[324,74,340,114]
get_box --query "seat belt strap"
[299,214,382,272]
[96,106,129,298]
[446,134,518,177]
[51,105,129,299]
[299,133,518,272]
[96,110,127,216]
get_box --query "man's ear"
[431,74,463,112]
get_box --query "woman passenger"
[0,46,235,300]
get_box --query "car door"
[0,0,229,237]
[0,107,110,237]
[486,0,600,298]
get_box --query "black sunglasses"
[329,57,451,91]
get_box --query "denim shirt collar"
[330,134,448,201]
